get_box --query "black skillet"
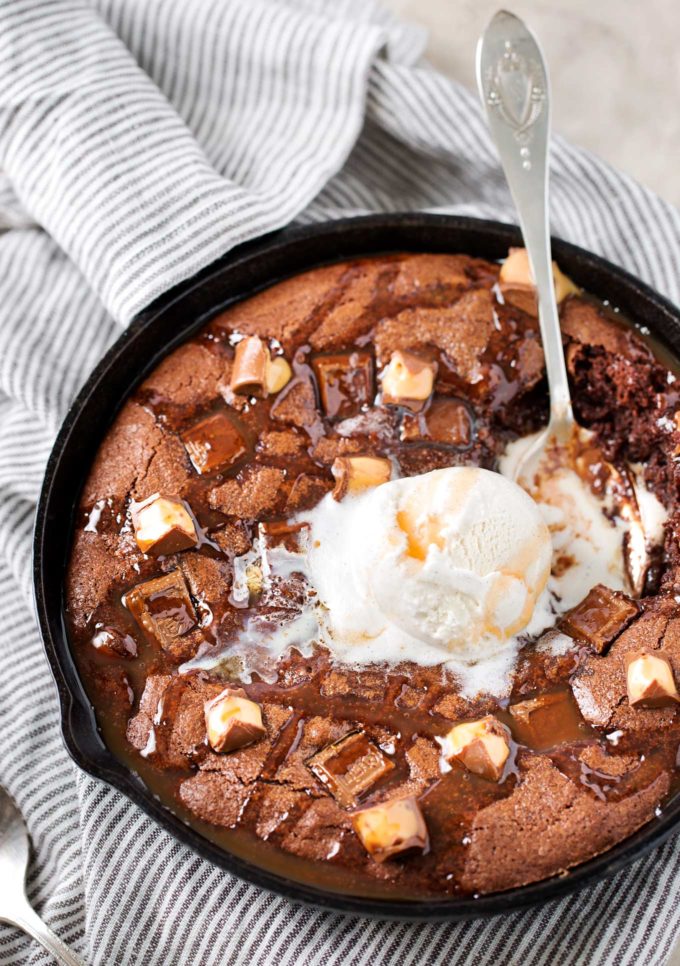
[33,213,680,918]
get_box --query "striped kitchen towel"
[1,1,679,964]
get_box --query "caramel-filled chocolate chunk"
[181,411,247,475]
[331,455,392,500]
[380,350,437,411]
[307,730,395,807]
[626,650,680,709]
[442,715,511,782]
[560,584,640,654]
[401,397,473,447]
[230,335,268,395]
[509,689,589,751]
[312,351,374,420]
[204,687,266,753]
[124,571,197,649]
[131,494,198,556]
[352,795,429,862]
[230,335,292,397]
[499,247,578,316]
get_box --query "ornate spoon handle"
[476,9,573,430]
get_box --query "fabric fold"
[0,0,385,322]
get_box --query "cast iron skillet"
[33,214,680,919]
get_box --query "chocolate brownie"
[65,251,680,900]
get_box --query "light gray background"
[386,0,680,207]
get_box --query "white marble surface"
[385,0,680,207]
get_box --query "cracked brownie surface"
[65,252,680,899]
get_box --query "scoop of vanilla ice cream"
[301,466,553,664]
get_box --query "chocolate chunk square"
[312,351,374,420]
[626,650,680,709]
[124,570,197,650]
[352,795,429,862]
[509,689,589,750]
[401,397,473,447]
[181,411,247,475]
[560,584,640,654]
[306,730,394,807]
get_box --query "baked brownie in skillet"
[66,249,680,898]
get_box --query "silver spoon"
[0,786,86,966]
[476,9,650,596]
[477,9,573,445]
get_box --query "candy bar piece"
[124,570,197,649]
[307,730,395,807]
[400,398,473,447]
[131,494,198,556]
[331,455,392,501]
[312,351,374,420]
[204,687,266,753]
[560,584,640,654]
[442,715,511,782]
[625,650,680,709]
[181,411,247,475]
[509,689,586,750]
[380,350,437,411]
[230,336,292,397]
[352,796,429,862]
[500,247,579,315]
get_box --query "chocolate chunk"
[181,411,247,475]
[499,248,578,316]
[380,350,436,411]
[131,494,198,556]
[205,687,266,753]
[124,570,197,650]
[307,730,395,807]
[442,716,511,782]
[401,397,473,447]
[626,650,680,709]
[352,795,429,862]
[230,336,269,396]
[230,336,291,397]
[560,584,640,654]
[312,351,374,420]
[509,689,589,751]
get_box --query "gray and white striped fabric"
[0,1,679,963]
